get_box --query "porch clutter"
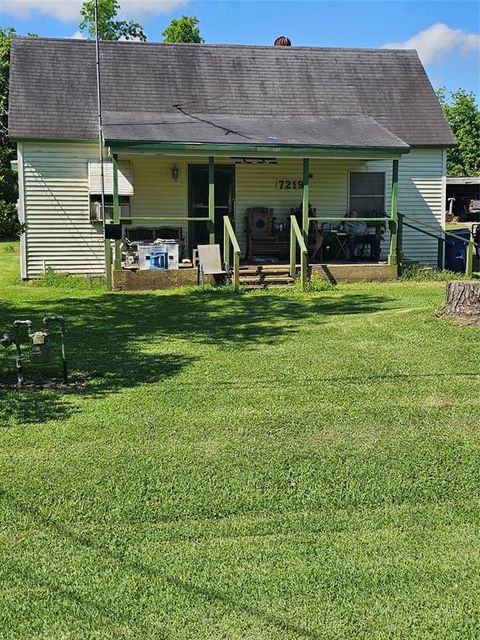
[245,207,289,261]
[197,244,228,285]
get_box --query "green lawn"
[0,241,479,639]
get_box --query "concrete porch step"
[238,263,295,288]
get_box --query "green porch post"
[208,156,215,244]
[112,153,121,270]
[388,159,399,267]
[302,158,310,241]
[104,241,112,289]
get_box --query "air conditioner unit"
[90,200,103,223]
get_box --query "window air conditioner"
[90,200,103,223]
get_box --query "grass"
[0,240,479,639]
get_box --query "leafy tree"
[162,16,204,44]
[80,0,146,41]
[437,88,480,176]
[0,27,20,238]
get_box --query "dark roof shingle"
[8,37,456,147]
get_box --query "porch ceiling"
[103,112,410,153]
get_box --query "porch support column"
[302,158,310,241]
[112,153,121,270]
[208,156,215,244]
[388,158,399,267]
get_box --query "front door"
[188,164,235,252]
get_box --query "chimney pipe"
[274,36,291,47]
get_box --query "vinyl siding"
[235,158,392,259]
[367,148,445,264]
[21,146,445,278]
[125,155,224,245]
[22,142,105,277]
[88,160,134,195]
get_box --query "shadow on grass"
[0,352,195,427]
[9,288,394,346]
[0,288,395,425]
[3,493,322,639]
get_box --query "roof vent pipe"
[274,36,291,46]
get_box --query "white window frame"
[348,171,386,214]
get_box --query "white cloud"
[0,0,190,23]
[383,23,480,65]
[70,30,86,40]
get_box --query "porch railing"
[119,216,210,223]
[307,215,396,266]
[290,215,308,290]
[400,213,479,278]
[223,215,241,292]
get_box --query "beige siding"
[128,155,188,219]
[22,142,105,277]
[235,157,394,258]
[126,155,213,245]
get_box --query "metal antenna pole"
[95,0,105,224]
[94,0,112,286]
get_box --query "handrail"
[308,216,390,224]
[290,215,308,290]
[223,215,240,292]
[307,214,396,265]
[401,213,478,246]
[120,216,210,222]
[401,213,478,278]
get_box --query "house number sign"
[276,179,304,190]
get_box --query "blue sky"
[1,0,479,96]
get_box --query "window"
[349,172,385,215]
[90,195,131,222]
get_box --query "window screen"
[349,172,385,215]
[90,195,131,220]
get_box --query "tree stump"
[444,280,480,317]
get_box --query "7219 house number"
[276,180,304,190]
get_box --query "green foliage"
[162,15,204,44]
[0,201,22,238]
[305,273,336,292]
[80,0,146,41]
[1,245,479,637]
[0,27,20,239]
[437,88,480,176]
[29,268,105,290]
[400,263,469,281]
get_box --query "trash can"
[445,229,471,273]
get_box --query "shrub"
[30,269,105,290]
[0,200,22,238]
[305,274,336,292]
[400,263,468,281]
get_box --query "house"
[8,36,456,287]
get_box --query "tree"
[80,0,146,41]
[0,27,20,238]
[437,88,480,176]
[162,16,204,44]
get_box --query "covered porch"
[102,141,406,290]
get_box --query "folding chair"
[197,244,229,285]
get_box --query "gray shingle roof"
[8,37,456,148]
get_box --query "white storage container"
[137,242,179,270]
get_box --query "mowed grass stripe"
[0,241,479,639]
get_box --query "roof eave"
[106,140,411,156]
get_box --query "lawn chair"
[197,244,229,285]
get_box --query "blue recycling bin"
[445,229,471,273]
